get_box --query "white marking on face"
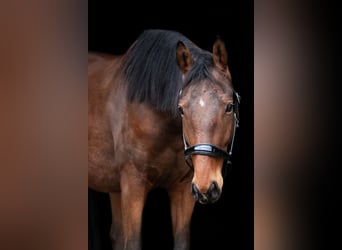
[199,98,205,107]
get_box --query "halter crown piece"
[182,91,241,178]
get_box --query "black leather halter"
[182,91,241,178]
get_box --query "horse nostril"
[208,181,219,192]
[208,181,221,202]
[191,182,199,200]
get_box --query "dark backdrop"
[88,3,254,250]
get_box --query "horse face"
[176,38,237,204]
[178,73,235,204]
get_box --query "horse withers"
[88,29,240,250]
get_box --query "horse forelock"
[121,29,215,117]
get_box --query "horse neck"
[127,102,182,137]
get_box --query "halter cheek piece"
[182,91,241,178]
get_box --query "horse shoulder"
[88,52,123,192]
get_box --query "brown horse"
[88,29,240,250]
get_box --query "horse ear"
[176,41,193,73]
[213,37,228,71]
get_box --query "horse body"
[88,29,239,250]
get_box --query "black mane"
[121,29,214,116]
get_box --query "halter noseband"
[182,91,240,178]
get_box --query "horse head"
[177,38,240,204]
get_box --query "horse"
[88,29,240,250]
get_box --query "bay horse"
[88,29,240,250]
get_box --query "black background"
[88,2,254,250]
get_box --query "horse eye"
[225,103,234,113]
[177,106,184,116]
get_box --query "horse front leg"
[109,192,124,249]
[169,182,196,250]
[118,165,150,250]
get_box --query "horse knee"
[110,225,124,250]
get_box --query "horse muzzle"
[191,181,221,204]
